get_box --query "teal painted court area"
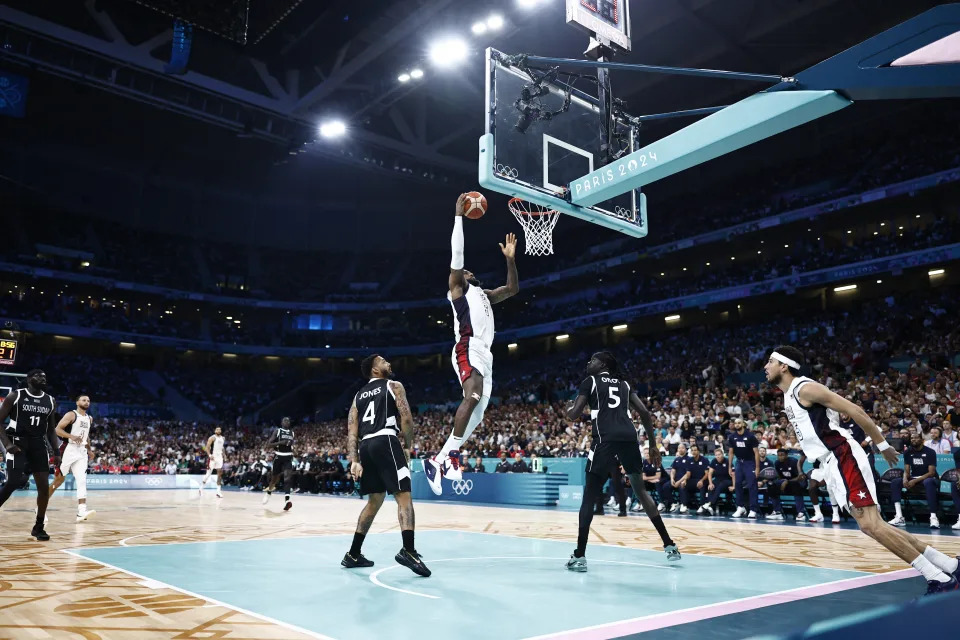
[67,530,887,640]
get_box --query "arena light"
[410,68,424,79]
[398,73,411,82]
[119,342,136,348]
[555,334,570,341]
[429,36,468,68]
[665,314,681,322]
[518,0,542,9]
[319,120,347,138]
[487,14,504,30]
[223,353,237,358]
[508,343,518,349]
[471,21,487,35]
[929,268,945,276]
[613,324,628,331]
[834,284,857,292]
[877,279,883,283]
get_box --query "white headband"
[771,351,801,370]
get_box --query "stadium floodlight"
[410,68,424,79]
[487,14,504,30]
[119,342,136,348]
[429,36,468,67]
[518,0,542,9]
[398,73,411,82]
[929,268,945,276]
[665,314,681,322]
[613,324,628,331]
[319,120,347,138]
[508,343,518,349]
[555,334,570,341]
[834,284,857,292]
[472,21,487,35]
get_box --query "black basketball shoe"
[31,525,50,541]
[341,552,374,568]
[395,548,431,577]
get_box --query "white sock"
[78,504,86,514]
[894,502,903,518]
[924,546,959,574]
[813,504,823,517]
[201,472,211,485]
[437,435,464,460]
[911,554,951,582]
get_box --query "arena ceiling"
[0,0,951,244]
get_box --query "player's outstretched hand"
[499,233,517,259]
[351,461,363,479]
[881,447,900,466]
[455,193,469,217]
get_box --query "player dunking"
[262,417,295,511]
[423,193,518,495]
[200,426,225,498]
[564,352,680,570]
[341,354,430,576]
[48,394,96,522]
[0,369,59,540]
[765,346,959,595]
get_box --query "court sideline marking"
[59,549,338,640]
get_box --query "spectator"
[888,433,941,529]
[928,426,952,454]
[511,452,530,473]
[495,451,511,473]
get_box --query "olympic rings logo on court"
[144,477,163,487]
[450,479,473,495]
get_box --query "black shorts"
[358,435,410,496]
[6,437,50,477]
[272,455,295,476]
[586,441,643,477]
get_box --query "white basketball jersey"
[67,413,92,451]
[212,434,225,458]
[448,283,495,350]
[783,376,854,462]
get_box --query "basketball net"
[508,198,560,256]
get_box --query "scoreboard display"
[0,339,17,366]
[566,0,631,51]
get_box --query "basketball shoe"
[423,458,443,496]
[444,451,463,481]
[77,506,95,522]
[395,548,431,577]
[665,544,681,561]
[925,576,959,596]
[566,554,587,572]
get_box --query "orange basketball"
[462,191,487,219]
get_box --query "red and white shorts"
[821,440,877,510]
[451,339,493,398]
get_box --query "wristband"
[876,440,891,452]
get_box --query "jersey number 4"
[362,402,376,425]
[607,387,620,408]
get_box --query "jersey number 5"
[362,402,376,425]
[607,387,620,408]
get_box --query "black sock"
[651,516,674,547]
[401,529,415,552]
[349,532,365,556]
[284,494,290,502]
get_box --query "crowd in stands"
[4,104,959,311]
[3,214,957,350]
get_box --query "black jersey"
[354,378,399,440]
[578,372,637,443]
[9,389,56,438]
[274,426,295,456]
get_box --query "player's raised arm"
[796,381,898,465]
[0,393,18,453]
[449,193,470,299]
[391,381,414,453]
[485,233,519,305]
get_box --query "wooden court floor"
[1,489,958,640]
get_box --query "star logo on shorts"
[857,491,867,499]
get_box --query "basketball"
[462,191,487,219]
